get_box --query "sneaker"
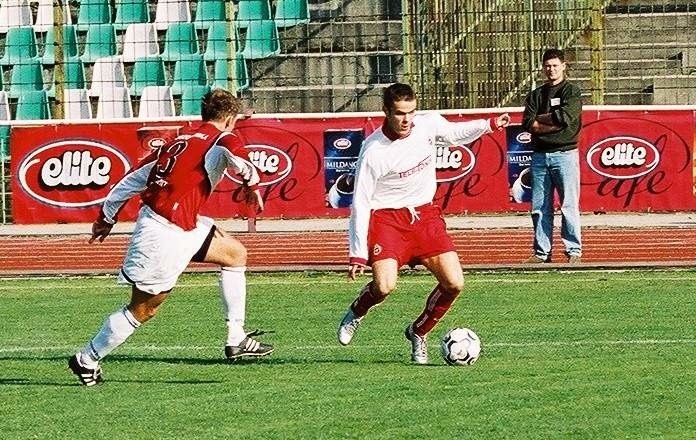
[568,255,582,264]
[404,325,428,365]
[337,308,363,346]
[523,255,548,264]
[225,333,274,361]
[68,353,103,386]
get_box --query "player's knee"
[222,238,247,266]
[372,279,396,297]
[440,278,464,296]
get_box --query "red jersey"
[101,122,259,230]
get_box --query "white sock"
[220,266,247,346]
[79,306,140,368]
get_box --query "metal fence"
[2,0,696,223]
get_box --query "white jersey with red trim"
[100,122,259,230]
[348,112,493,264]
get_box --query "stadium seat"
[193,0,225,30]
[170,55,208,95]
[154,0,191,31]
[96,86,133,118]
[0,0,32,33]
[42,25,80,65]
[274,0,310,28]
[235,0,271,29]
[47,59,87,97]
[160,22,200,62]
[241,19,280,60]
[16,90,51,120]
[130,55,166,96]
[34,0,73,33]
[80,23,118,64]
[0,91,9,120]
[122,23,160,63]
[179,84,210,115]
[76,0,112,32]
[114,0,150,31]
[8,60,44,99]
[212,55,249,92]
[0,26,39,66]
[62,88,93,120]
[204,21,239,62]
[89,56,127,96]
[138,85,175,118]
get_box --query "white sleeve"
[430,113,493,145]
[101,162,154,223]
[205,143,260,188]
[348,149,379,263]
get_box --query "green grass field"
[1,270,695,439]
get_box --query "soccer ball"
[440,328,481,366]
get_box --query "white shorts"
[118,205,215,295]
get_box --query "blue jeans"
[530,149,582,260]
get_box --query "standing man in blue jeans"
[521,48,582,264]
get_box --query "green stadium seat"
[0,122,10,158]
[193,0,226,30]
[241,19,280,60]
[16,90,51,120]
[235,0,271,29]
[77,0,113,32]
[42,25,80,65]
[274,0,309,28]
[161,22,200,62]
[179,84,210,115]
[8,60,44,99]
[131,56,166,96]
[170,55,208,95]
[0,26,39,66]
[203,21,239,62]
[47,59,87,97]
[114,0,150,31]
[211,55,249,92]
[80,24,118,64]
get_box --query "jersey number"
[150,141,187,186]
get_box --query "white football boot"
[337,308,363,346]
[405,325,428,365]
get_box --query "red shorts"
[367,203,456,267]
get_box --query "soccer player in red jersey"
[69,89,272,386]
[337,83,510,364]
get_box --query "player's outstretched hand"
[89,219,113,243]
[348,263,365,281]
[495,113,511,130]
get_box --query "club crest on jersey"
[373,244,382,256]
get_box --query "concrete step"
[242,84,387,113]
[571,43,696,61]
[604,12,696,44]
[571,58,684,76]
[246,52,403,88]
[606,0,696,13]
[276,20,403,53]
[652,74,696,103]
[309,0,402,21]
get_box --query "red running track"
[1,227,696,275]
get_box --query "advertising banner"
[9,109,696,224]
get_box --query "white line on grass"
[2,339,695,354]
[3,274,696,291]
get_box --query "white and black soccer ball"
[440,327,481,366]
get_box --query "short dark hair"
[200,88,242,121]
[383,83,416,111]
[542,48,565,63]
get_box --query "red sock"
[351,281,386,317]
[412,284,459,336]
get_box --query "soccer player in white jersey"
[69,89,273,386]
[337,82,510,364]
